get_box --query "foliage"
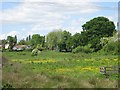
[99,31,120,55]
[14,35,17,45]
[58,30,72,52]
[30,34,45,48]
[7,36,17,50]
[31,44,44,56]
[46,30,63,50]
[100,37,109,47]
[31,48,39,56]
[89,38,102,52]
[81,16,115,51]
[1,39,7,49]
[46,30,72,52]
[36,44,44,51]
[103,41,119,55]
[82,17,115,37]
[71,33,82,48]
[18,39,26,45]
[2,17,116,53]
[72,44,94,53]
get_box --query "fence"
[100,66,120,75]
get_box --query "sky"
[0,0,119,41]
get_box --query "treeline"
[1,16,119,54]
[1,35,17,50]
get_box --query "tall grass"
[2,51,119,88]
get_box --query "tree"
[28,35,31,41]
[26,37,29,41]
[46,30,63,50]
[25,35,32,45]
[7,36,14,50]
[1,39,7,49]
[41,36,45,47]
[14,35,17,45]
[71,33,82,48]
[18,39,26,45]
[26,35,31,41]
[66,36,73,51]
[81,16,115,51]
[58,30,71,52]
[30,34,45,48]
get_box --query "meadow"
[2,51,119,88]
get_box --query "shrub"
[103,41,119,55]
[72,44,94,53]
[36,44,44,51]
[31,48,39,56]
[72,46,82,53]
[24,48,33,52]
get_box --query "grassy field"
[2,51,119,88]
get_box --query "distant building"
[13,45,31,51]
[13,45,26,51]
[5,44,9,49]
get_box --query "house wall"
[5,44,9,49]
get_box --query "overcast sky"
[0,0,119,40]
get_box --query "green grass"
[2,51,119,88]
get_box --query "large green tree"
[30,34,45,48]
[81,16,115,51]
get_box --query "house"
[5,44,9,49]
[13,45,31,51]
[13,45,26,51]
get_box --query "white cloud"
[1,0,101,38]
[0,34,6,40]
[0,31,21,40]
[0,0,101,36]
[1,0,101,24]
[7,30,19,36]
[1,0,118,40]
[62,18,87,34]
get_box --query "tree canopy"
[1,16,116,53]
[7,36,17,50]
[30,34,45,48]
[81,16,115,51]
[46,30,63,50]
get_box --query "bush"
[31,48,39,56]
[103,41,119,55]
[24,48,33,52]
[72,44,94,53]
[36,44,44,51]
